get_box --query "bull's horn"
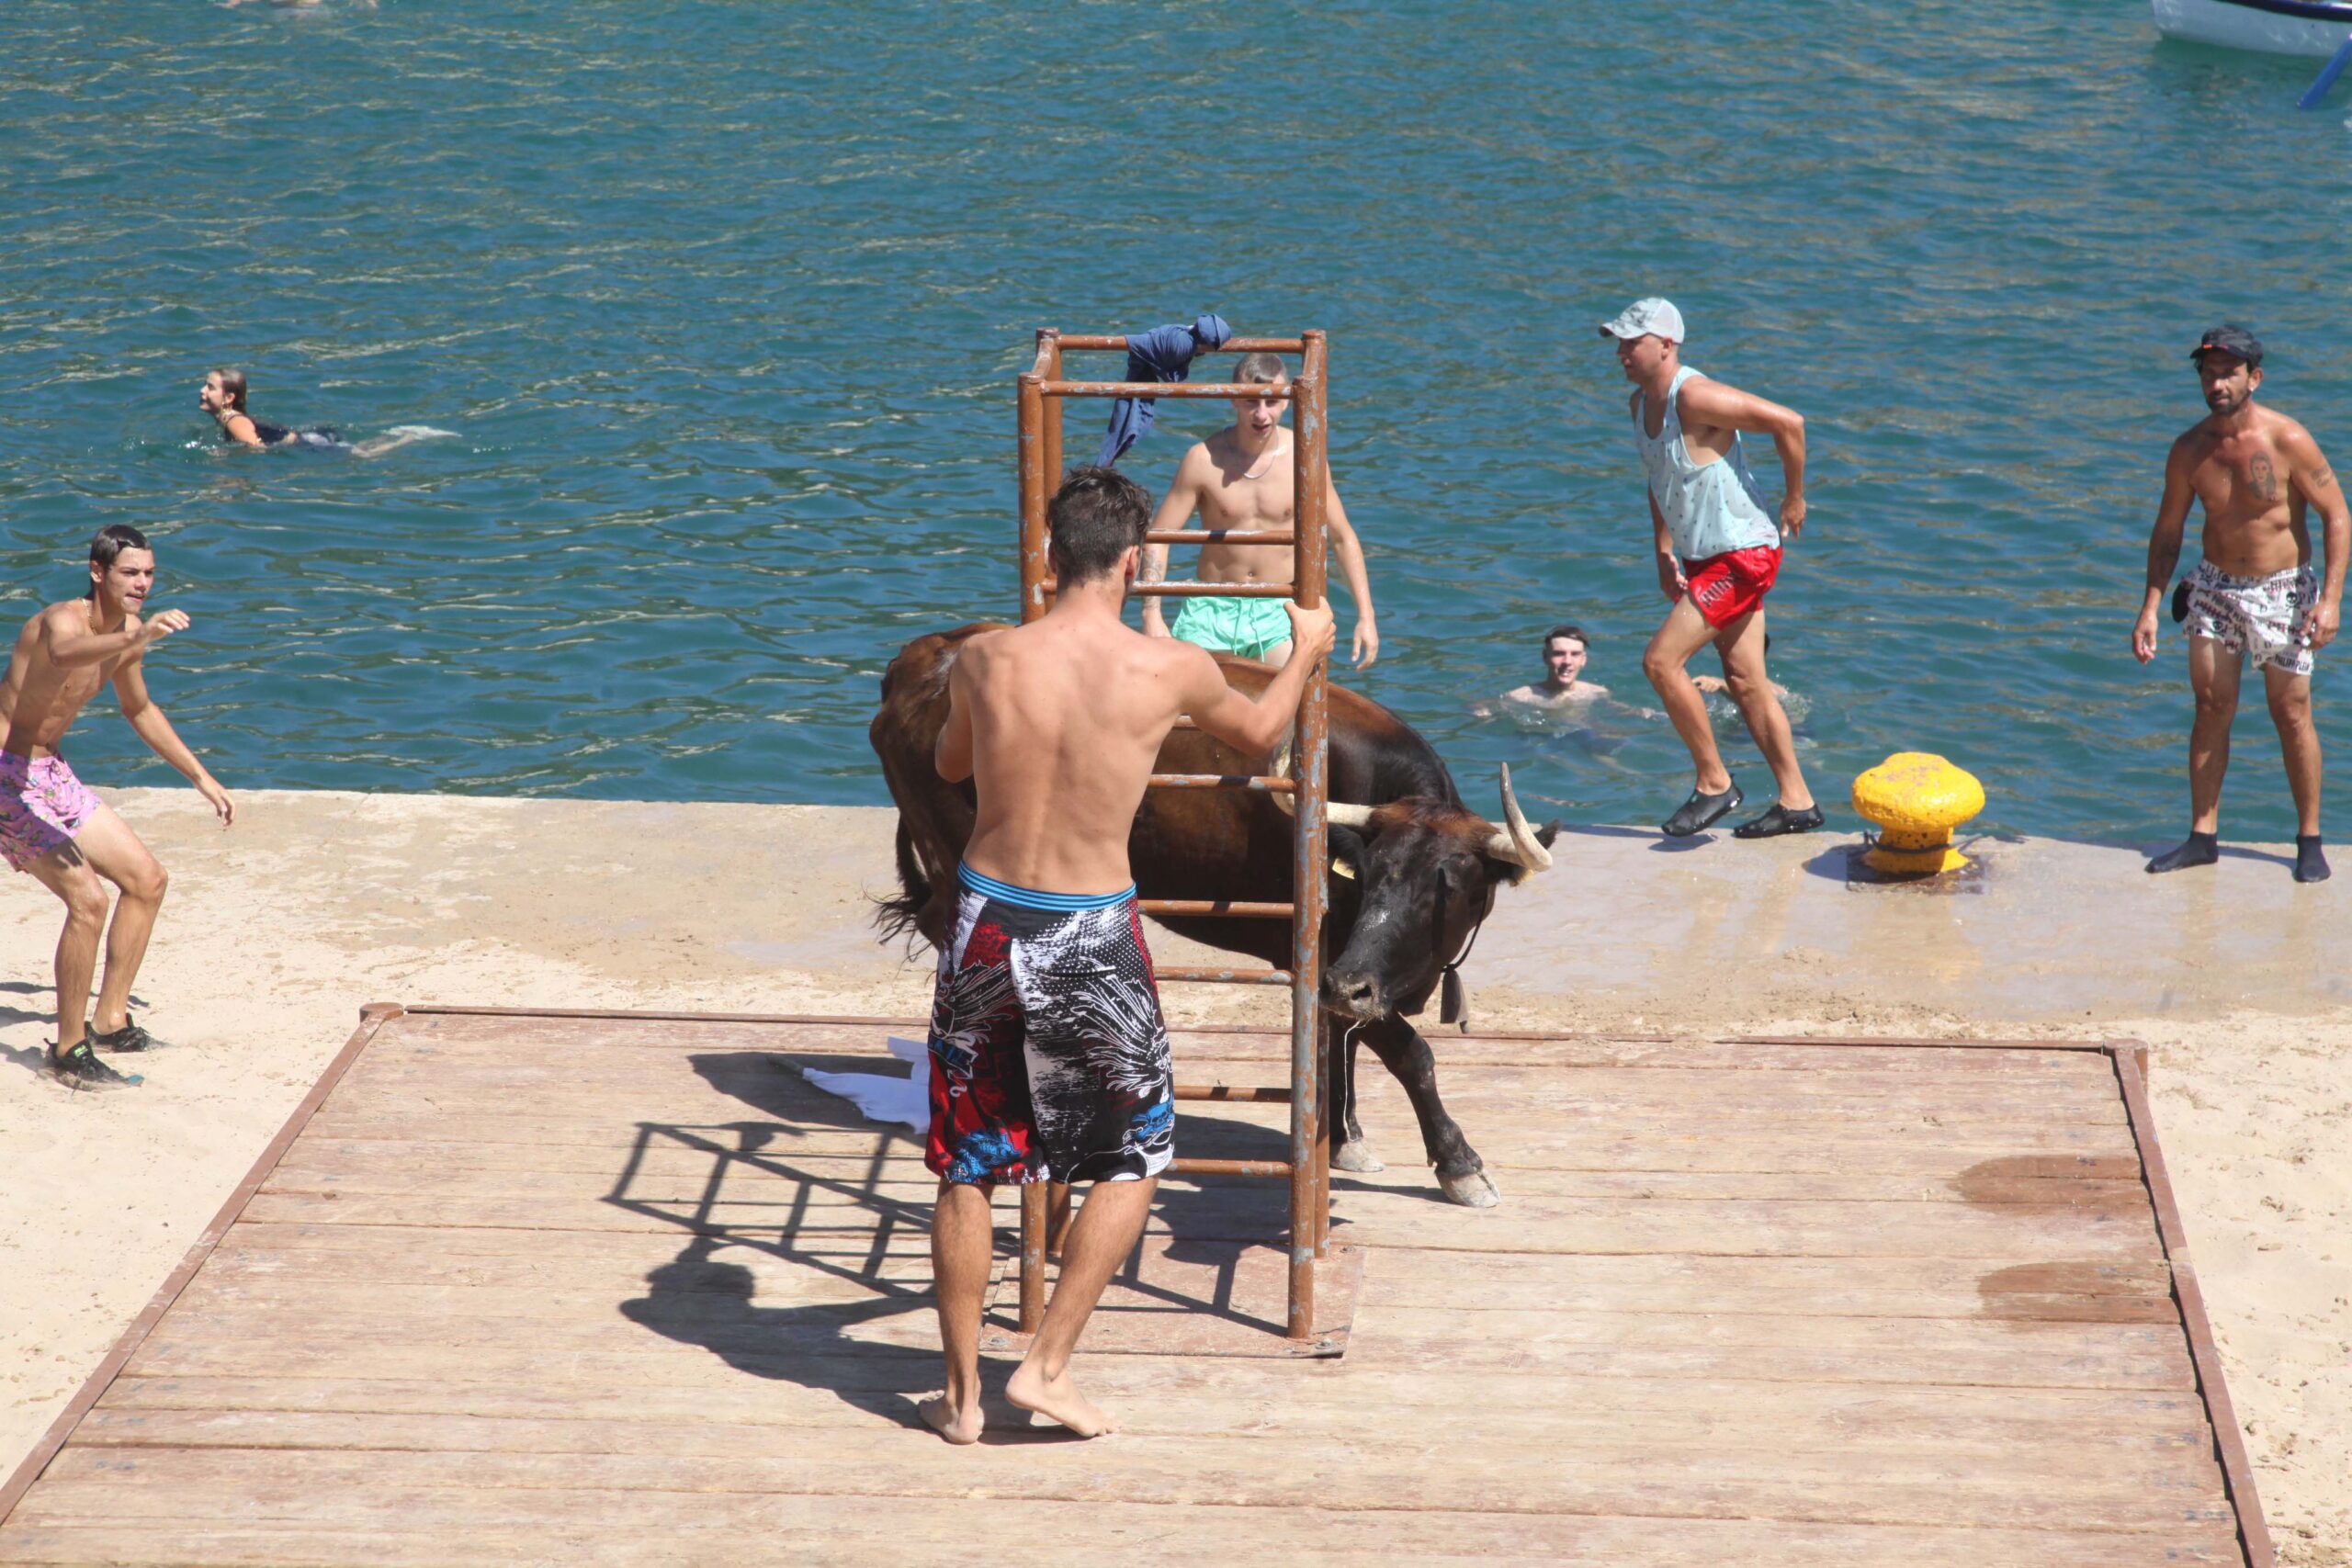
[1263,742,1376,827]
[1482,764,1553,873]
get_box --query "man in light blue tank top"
[1600,298,1822,839]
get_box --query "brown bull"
[871,623,1558,1207]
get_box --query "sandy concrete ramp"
[0,1008,2267,1565]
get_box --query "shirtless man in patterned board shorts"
[0,525,234,1090]
[2134,326,2347,883]
[921,465,1331,1444]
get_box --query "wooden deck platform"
[0,1007,2269,1566]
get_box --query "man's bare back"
[940,581,1334,896]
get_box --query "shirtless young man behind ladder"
[1142,352,1377,670]
[921,465,1333,1443]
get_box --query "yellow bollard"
[1850,752,1984,876]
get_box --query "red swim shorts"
[1679,546,1781,629]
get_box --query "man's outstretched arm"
[1140,458,1204,637]
[45,607,187,670]
[112,656,232,824]
[2287,425,2349,649]
[1677,378,1807,536]
[2136,443,2197,664]
[1183,602,1336,757]
[1324,475,1378,669]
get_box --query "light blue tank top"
[1634,366,1781,562]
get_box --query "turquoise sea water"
[4,1,2349,841]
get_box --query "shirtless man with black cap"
[2134,325,2347,883]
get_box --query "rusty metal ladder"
[1012,327,1333,1340]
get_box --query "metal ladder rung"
[1147,773,1295,793]
[1174,1082,1293,1103]
[1144,529,1295,546]
[1138,897,1294,919]
[1169,1156,1293,1178]
[1055,581,1295,599]
[1157,964,1292,986]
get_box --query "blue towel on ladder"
[1096,312,1233,467]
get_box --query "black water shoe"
[1661,781,1742,838]
[2146,832,2220,874]
[49,1041,142,1092]
[2295,835,2331,884]
[1734,803,1826,840]
[91,1013,164,1054]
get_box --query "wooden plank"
[15,1446,2233,1534]
[116,1303,2198,1393]
[329,1053,2132,1118]
[2112,1045,2273,1567]
[0,1508,2253,1568]
[62,1404,2225,1488]
[187,1224,2177,1319]
[228,1188,2166,1261]
[263,1145,2161,1208]
[393,1024,2120,1077]
[96,1370,2219,1441]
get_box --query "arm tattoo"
[2313,464,2337,492]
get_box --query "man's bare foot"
[1005,1361,1114,1437]
[918,1393,983,1445]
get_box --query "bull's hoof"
[1438,1168,1501,1208]
[1331,1140,1385,1174]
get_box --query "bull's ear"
[1538,818,1561,849]
[1328,823,1369,884]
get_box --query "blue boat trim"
[958,864,1136,912]
[2193,0,2352,22]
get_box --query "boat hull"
[2154,0,2352,56]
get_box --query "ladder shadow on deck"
[603,1051,1335,1428]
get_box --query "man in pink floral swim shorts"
[0,525,234,1091]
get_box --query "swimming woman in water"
[198,369,440,457]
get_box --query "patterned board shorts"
[1170,593,1293,662]
[2185,559,2318,677]
[0,752,101,872]
[924,866,1176,1188]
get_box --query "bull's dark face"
[1320,803,1550,1022]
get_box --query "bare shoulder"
[2168,422,2214,465]
[31,600,85,640]
[2261,405,2324,453]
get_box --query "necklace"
[1239,434,1287,482]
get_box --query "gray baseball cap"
[1599,298,1686,344]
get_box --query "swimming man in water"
[2133,326,2346,883]
[1604,298,1820,840]
[1490,623,1610,709]
[1141,353,1376,669]
[923,466,1332,1443]
[0,525,234,1090]
[200,368,437,457]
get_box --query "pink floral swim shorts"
[0,752,102,872]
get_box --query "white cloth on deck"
[797,1034,929,1133]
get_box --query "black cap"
[2191,324,2263,367]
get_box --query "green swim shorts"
[1170,594,1294,661]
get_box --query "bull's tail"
[873,818,932,953]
